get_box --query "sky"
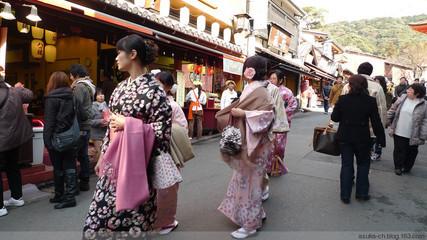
[293,0,427,23]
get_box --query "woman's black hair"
[268,69,285,85]
[116,34,158,66]
[242,55,268,81]
[348,74,369,95]
[69,64,89,78]
[374,76,387,94]
[408,84,426,99]
[155,71,175,88]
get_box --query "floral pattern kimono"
[217,81,274,231]
[267,85,297,176]
[83,74,173,239]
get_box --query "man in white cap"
[220,80,238,110]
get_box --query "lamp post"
[233,13,254,57]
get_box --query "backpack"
[51,98,80,152]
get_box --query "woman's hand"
[94,154,103,177]
[231,108,245,118]
[110,113,125,132]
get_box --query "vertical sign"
[176,71,185,107]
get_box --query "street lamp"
[0,1,15,20]
[233,13,251,33]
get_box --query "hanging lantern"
[211,22,220,38]
[201,66,206,75]
[223,28,231,43]
[44,45,57,63]
[159,0,170,17]
[45,30,57,45]
[31,26,44,39]
[31,40,44,59]
[197,15,206,32]
[180,7,189,25]
[17,22,30,34]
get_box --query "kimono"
[216,80,274,231]
[267,85,297,176]
[83,74,173,239]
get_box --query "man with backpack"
[70,64,96,192]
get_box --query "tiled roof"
[98,0,242,54]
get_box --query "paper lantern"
[45,30,57,45]
[17,22,30,34]
[31,26,44,39]
[180,7,189,25]
[159,0,170,17]
[197,15,206,32]
[224,28,231,42]
[211,22,220,38]
[31,40,44,59]
[45,45,57,62]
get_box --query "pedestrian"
[99,72,116,104]
[186,82,207,139]
[70,64,96,192]
[220,80,238,110]
[342,62,387,163]
[395,77,408,98]
[322,80,332,114]
[83,34,177,239]
[332,75,385,204]
[413,78,420,84]
[0,79,33,217]
[386,84,427,176]
[154,71,186,235]
[216,55,275,239]
[329,76,344,108]
[267,69,297,177]
[374,76,393,109]
[43,72,78,209]
[90,89,109,164]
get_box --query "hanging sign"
[223,56,243,76]
[31,40,44,59]
[268,25,291,54]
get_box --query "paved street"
[1,112,426,240]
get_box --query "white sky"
[293,0,427,23]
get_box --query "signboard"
[223,57,243,76]
[176,71,186,107]
[268,25,291,54]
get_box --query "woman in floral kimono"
[83,34,179,239]
[216,56,274,239]
[267,69,298,177]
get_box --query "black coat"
[43,87,76,150]
[331,94,386,147]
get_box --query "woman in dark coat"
[43,72,78,209]
[332,75,385,204]
[0,79,33,217]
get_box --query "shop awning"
[304,62,337,81]
[256,47,316,77]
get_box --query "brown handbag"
[313,126,341,156]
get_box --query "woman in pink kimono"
[216,56,274,239]
[267,69,298,177]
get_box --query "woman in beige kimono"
[216,56,274,239]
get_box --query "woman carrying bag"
[387,84,427,175]
[43,72,78,209]
[331,75,385,204]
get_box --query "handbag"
[170,124,195,167]
[52,99,80,152]
[219,116,242,156]
[313,125,340,156]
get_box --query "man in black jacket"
[70,64,95,192]
[395,77,408,98]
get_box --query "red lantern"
[208,67,214,75]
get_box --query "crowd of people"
[0,33,426,239]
